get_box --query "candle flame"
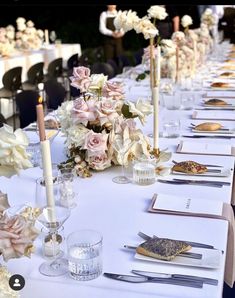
[38,96,43,104]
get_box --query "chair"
[0,66,22,129]
[117,54,132,72]
[44,79,66,110]
[0,113,6,127]
[15,90,39,128]
[91,62,115,79]
[22,62,44,91]
[67,53,79,70]
[46,58,63,80]
[106,59,119,75]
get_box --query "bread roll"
[211,82,230,88]
[136,238,191,261]
[172,160,207,174]
[204,98,227,106]
[194,122,222,131]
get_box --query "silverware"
[172,178,230,186]
[157,179,224,188]
[182,135,235,139]
[124,244,202,259]
[172,160,223,168]
[137,231,215,250]
[103,272,203,288]
[131,270,218,286]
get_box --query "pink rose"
[0,214,39,261]
[96,99,119,125]
[102,82,125,100]
[83,131,108,154]
[70,66,91,93]
[87,153,111,171]
[72,98,96,125]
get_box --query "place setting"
[196,98,235,111]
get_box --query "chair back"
[47,58,63,79]
[0,113,6,127]
[2,67,22,92]
[67,54,79,70]
[15,90,39,128]
[44,79,66,110]
[27,62,44,84]
[91,62,115,79]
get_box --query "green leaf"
[136,73,146,81]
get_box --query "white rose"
[147,5,168,20]
[57,100,74,132]
[66,124,89,148]
[114,10,139,33]
[134,17,159,39]
[16,17,26,24]
[89,74,108,90]
[0,125,32,177]
[17,23,26,32]
[181,15,193,28]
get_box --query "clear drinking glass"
[133,156,156,185]
[59,170,77,209]
[162,92,181,110]
[26,141,41,167]
[180,91,195,110]
[67,229,103,281]
[162,116,180,138]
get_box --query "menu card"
[192,110,235,121]
[204,91,235,98]
[149,193,223,217]
[177,140,234,156]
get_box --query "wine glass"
[35,177,71,276]
[112,135,133,184]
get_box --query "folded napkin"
[149,194,235,287]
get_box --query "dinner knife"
[103,272,203,288]
[131,270,218,286]
[172,179,230,186]
[157,179,225,188]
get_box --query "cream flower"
[161,39,176,56]
[126,99,153,125]
[147,5,168,20]
[134,17,159,39]
[66,124,89,148]
[0,266,19,298]
[89,74,108,90]
[114,10,140,33]
[86,152,111,171]
[0,125,32,177]
[181,15,193,28]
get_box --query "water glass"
[162,117,180,138]
[26,142,41,167]
[59,171,77,209]
[180,91,195,110]
[162,92,181,110]
[67,230,103,281]
[133,157,156,186]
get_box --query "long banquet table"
[1,41,235,298]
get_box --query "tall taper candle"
[36,101,56,222]
[44,29,49,45]
[152,86,159,150]
[156,45,161,84]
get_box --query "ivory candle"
[36,101,56,222]
[157,45,161,83]
[152,86,159,150]
[44,29,49,44]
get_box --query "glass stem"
[121,154,125,177]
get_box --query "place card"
[192,110,235,121]
[176,140,235,156]
[149,193,224,217]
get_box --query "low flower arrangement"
[58,66,154,177]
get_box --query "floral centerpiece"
[15,17,44,51]
[0,124,32,177]
[0,191,40,297]
[58,66,153,177]
[0,26,15,57]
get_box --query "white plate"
[191,128,235,135]
[171,168,231,178]
[135,247,222,269]
[199,105,235,110]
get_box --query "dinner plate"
[199,105,235,110]
[191,128,235,135]
[171,168,231,178]
[135,247,222,269]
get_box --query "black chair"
[91,62,115,79]
[22,62,44,91]
[44,79,66,110]
[0,113,6,127]
[15,90,39,128]
[117,54,132,72]
[0,66,22,129]
[46,58,63,80]
[67,53,79,70]
[107,59,119,75]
